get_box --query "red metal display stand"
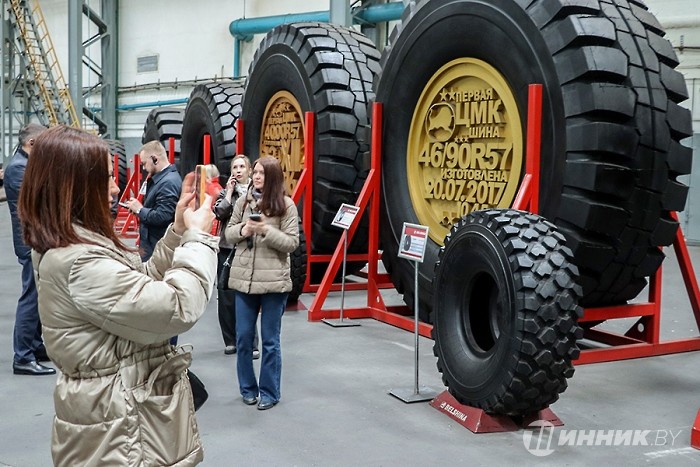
[114,154,143,238]
[429,390,562,433]
[576,221,700,365]
[302,103,427,334]
[692,410,700,449]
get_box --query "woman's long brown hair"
[19,125,129,253]
[255,156,287,217]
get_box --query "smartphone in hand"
[118,201,129,209]
[248,213,262,222]
[194,165,206,209]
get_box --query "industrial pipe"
[229,2,404,77]
[116,98,188,111]
[229,3,404,39]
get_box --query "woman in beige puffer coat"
[18,125,217,466]
[225,156,299,410]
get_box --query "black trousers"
[217,248,258,348]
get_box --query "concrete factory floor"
[1,199,700,466]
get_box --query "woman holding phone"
[18,125,216,465]
[213,155,258,357]
[225,156,299,410]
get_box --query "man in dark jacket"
[126,141,182,261]
[5,123,55,376]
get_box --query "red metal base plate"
[692,409,700,449]
[429,390,563,433]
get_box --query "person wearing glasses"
[5,123,55,376]
[19,125,216,465]
[125,141,182,262]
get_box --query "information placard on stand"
[323,204,362,328]
[389,222,439,403]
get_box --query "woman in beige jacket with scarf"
[18,125,216,466]
[225,156,299,410]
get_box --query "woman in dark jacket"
[225,156,299,410]
[212,155,258,357]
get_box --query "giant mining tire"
[142,107,184,169]
[180,82,243,178]
[241,22,381,259]
[433,209,583,415]
[376,0,693,319]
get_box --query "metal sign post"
[322,204,361,328]
[390,223,439,403]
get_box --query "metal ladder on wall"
[7,0,80,127]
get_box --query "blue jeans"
[235,292,288,403]
[13,254,43,364]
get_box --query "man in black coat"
[5,123,56,376]
[125,141,182,261]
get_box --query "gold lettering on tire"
[407,58,523,244]
[260,91,305,194]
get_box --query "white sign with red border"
[331,203,360,230]
[398,222,429,263]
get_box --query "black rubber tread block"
[529,0,601,28]
[555,225,614,270]
[314,179,354,209]
[566,121,639,157]
[562,160,633,198]
[316,157,360,186]
[667,102,693,139]
[634,245,666,275]
[666,140,693,176]
[558,193,628,236]
[651,215,679,246]
[562,82,635,118]
[648,32,680,68]
[543,16,616,54]
[628,0,665,36]
[659,64,689,101]
[554,46,628,84]
[661,180,690,212]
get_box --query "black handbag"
[217,248,235,290]
[187,370,208,411]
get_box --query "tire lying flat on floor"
[376,0,693,318]
[241,22,380,258]
[433,209,583,415]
